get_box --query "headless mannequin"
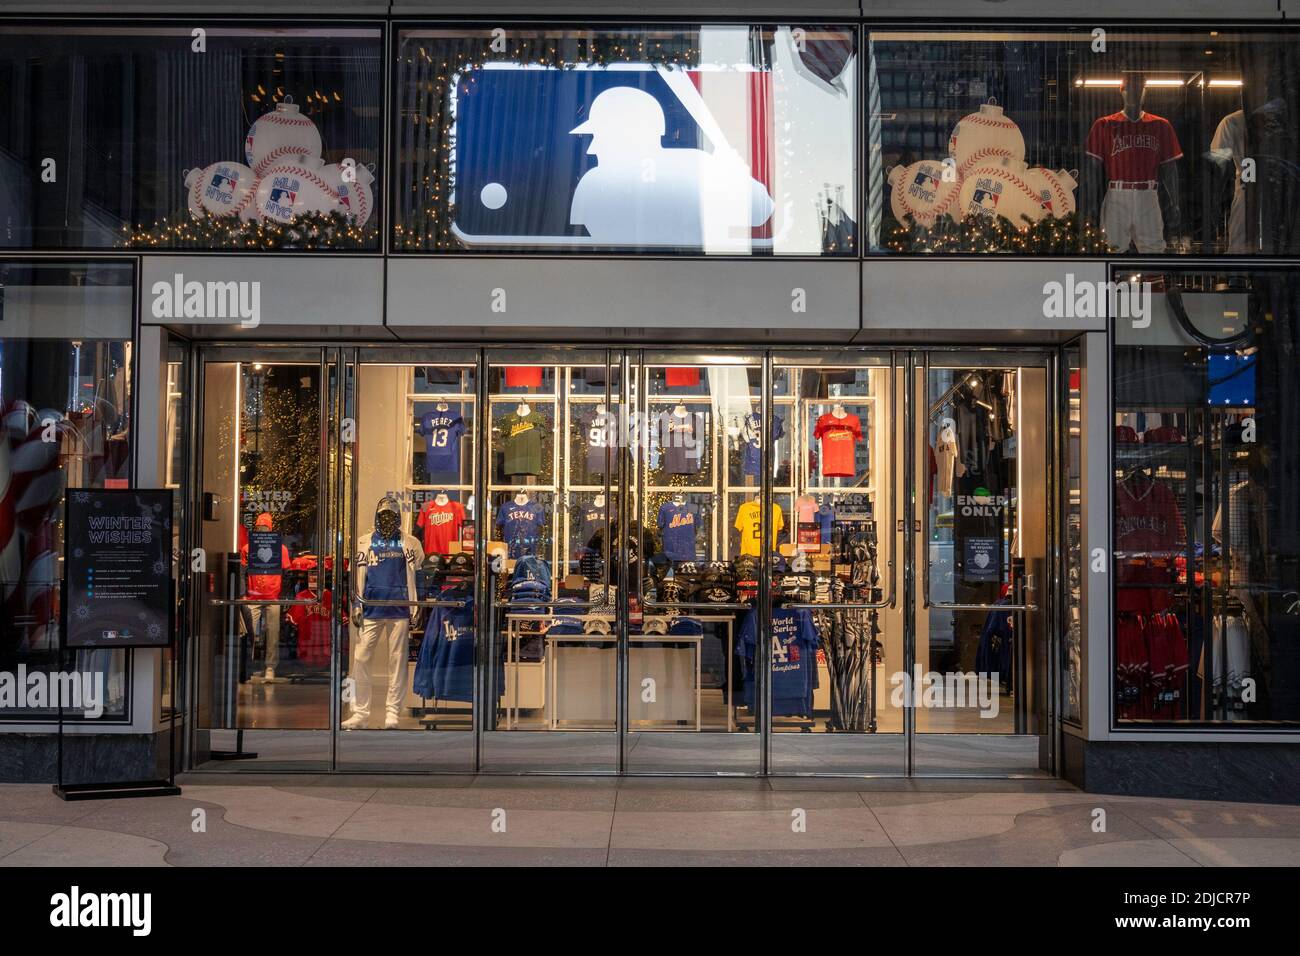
[1082,75,1182,251]
[344,502,422,730]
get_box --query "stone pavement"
[2,776,1299,866]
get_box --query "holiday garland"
[119,211,379,250]
[883,211,1114,255]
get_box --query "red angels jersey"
[417,499,467,555]
[285,588,332,667]
[1085,111,1183,183]
[1115,476,1185,611]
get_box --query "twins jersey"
[1115,477,1185,612]
[657,501,699,561]
[813,413,862,478]
[739,607,820,716]
[420,409,466,474]
[358,532,421,620]
[740,413,784,477]
[496,498,546,558]
[1085,111,1182,183]
[416,499,466,555]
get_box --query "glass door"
[191,347,338,771]
[912,351,1053,776]
[335,348,480,771]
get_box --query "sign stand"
[52,489,183,801]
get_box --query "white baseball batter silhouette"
[569,86,774,246]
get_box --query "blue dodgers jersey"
[657,501,698,561]
[421,410,466,473]
[496,498,546,558]
[741,413,784,477]
[360,533,417,620]
[739,607,820,716]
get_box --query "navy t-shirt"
[496,498,546,558]
[741,413,784,477]
[657,501,698,561]
[577,503,607,551]
[420,409,466,474]
[816,504,835,544]
[739,607,820,716]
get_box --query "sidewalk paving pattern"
[1,777,1298,866]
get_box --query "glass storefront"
[0,24,383,251]
[188,346,1057,775]
[393,24,858,255]
[869,28,1300,256]
[0,260,135,722]
[1112,267,1300,727]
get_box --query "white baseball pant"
[350,618,409,720]
[1101,189,1166,253]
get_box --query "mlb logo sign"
[450,63,780,250]
[269,187,298,206]
[972,186,1001,209]
[103,630,119,641]
[912,168,941,191]
[211,172,238,191]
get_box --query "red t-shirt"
[504,366,543,388]
[1085,111,1183,183]
[285,588,332,668]
[1115,476,1185,612]
[665,367,700,388]
[239,541,291,600]
[813,413,862,478]
[416,499,467,555]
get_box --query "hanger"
[514,489,530,506]
[516,402,531,417]
[434,491,449,506]
[435,401,449,412]
[672,491,687,505]
[673,403,689,417]
[594,492,606,508]
[831,402,847,418]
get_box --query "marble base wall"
[0,730,177,784]
[1063,735,1300,804]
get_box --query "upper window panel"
[0,24,382,251]
[394,25,858,255]
[868,28,1300,256]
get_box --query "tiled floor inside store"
[2,776,1299,866]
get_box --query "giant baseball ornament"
[947,100,1026,179]
[244,99,323,177]
[185,161,258,219]
[887,160,962,228]
[253,155,344,224]
[957,158,1044,230]
[325,161,375,228]
[1026,167,1079,219]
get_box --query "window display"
[0,25,383,250]
[870,28,1300,255]
[1112,268,1300,726]
[394,24,858,255]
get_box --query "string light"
[884,211,1114,255]
[119,211,379,250]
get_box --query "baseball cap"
[255,511,274,529]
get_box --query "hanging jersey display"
[656,410,705,475]
[498,411,544,476]
[813,413,862,478]
[740,412,784,477]
[1114,475,1185,612]
[657,501,699,561]
[577,503,607,552]
[359,532,420,620]
[420,409,466,474]
[496,498,546,558]
[416,498,467,555]
[739,607,820,716]
[285,588,332,668]
[665,367,700,389]
[583,408,617,474]
[735,500,784,557]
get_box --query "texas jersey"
[416,498,466,555]
[420,409,465,474]
[1085,111,1183,183]
[657,501,698,561]
[813,413,862,478]
[496,498,546,558]
[1115,476,1185,612]
[735,500,784,557]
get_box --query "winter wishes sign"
[64,489,173,649]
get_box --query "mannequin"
[343,498,422,730]
[1083,73,1183,253]
[239,510,291,682]
[1209,103,1248,253]
[831,402,847,419]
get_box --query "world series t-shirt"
[498,411,544,476]
[1085,110,1183,184]
[656,410,705,475]
[416,498,467,555]
[739,607,820,716]
[496,498,546,558]
[735,500,784,557]
[813,412,862,478]
[741,412,784,477]
[657,501,699,561]
[420,409,466,474]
